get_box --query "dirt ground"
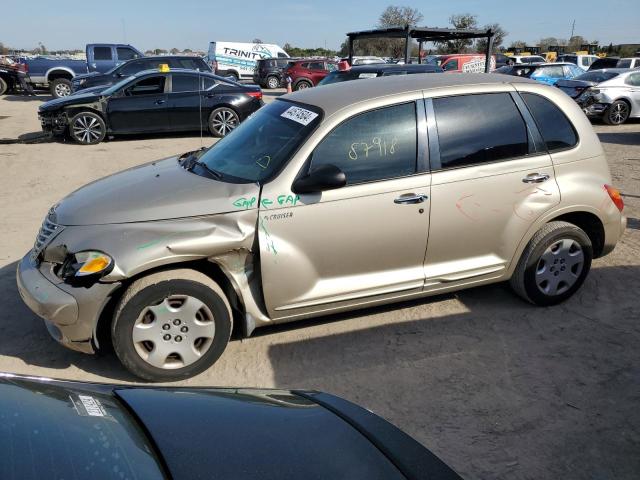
[0,90,639,480]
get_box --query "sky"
[2,0,638,52]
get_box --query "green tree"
[441,14,478,53]
[476,23,507,52]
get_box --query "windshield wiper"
[193,160,223,179]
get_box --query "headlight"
[60,251,114,286]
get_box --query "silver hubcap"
[268,77,279,88]
[211,109,238,136]
[297,82,309,89]
[535,239,584,296]
[610,103,628,124]
[55,83,71,97]
[132,295,216,370]
[73,115,102,144]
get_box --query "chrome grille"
[31,217,63,263]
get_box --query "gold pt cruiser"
[17,74,626,381]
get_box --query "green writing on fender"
[233,197,257,209]
[232,195,300,209]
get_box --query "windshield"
[197,100,322,183]
[102,75,135,95]
[576,71,620,83]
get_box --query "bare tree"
[170,48,180,55]
[252,38,263,44]
[378,5,423,27]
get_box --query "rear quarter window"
[93,47,112,61]
[521,92,578,151]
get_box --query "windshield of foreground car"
[318,71,362,85]
[102,76,135,95]
[0,378,166,480]
[575,71,621,83]
[196,100,322,183]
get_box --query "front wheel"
[510,221,593,306]
[208,107,239,137]
[0,77,8,96]
[68,111,106,145]
[112,269,232,382]
[50,78,72,98]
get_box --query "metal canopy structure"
[346,26,495,72]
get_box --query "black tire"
[603,100,630,125]
[294,79,312,91]
[510,221,593,306]
[68,111,106,145]
[208,107,240,137]
[50,78,72,98]
[0,77,8,96]
[226,72,239,82]
[112,269,232,382]
[266,75,280,89]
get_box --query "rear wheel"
[294,79,312,91]
[0,77,8,96]
[603,100,630,125]
[68,111,106,145]
[226,72,239,82]
[112,269,232,382]
[208,107,239,137]
[266,75,280,89]
[510,221,593,306]
[50,78,72,98]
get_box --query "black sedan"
[0,373,463,480]
[72,55,211,93]
[38,69,263,145]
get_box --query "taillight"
[604,184,624,212]
[246,90,262,101]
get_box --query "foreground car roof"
[285,73,538,117]
[0,374,463,480]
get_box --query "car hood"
[39,92,102,112]
[71,84,110,95]
[73,71,103,81]
[53,156,260,226]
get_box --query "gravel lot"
[0,90,639,480]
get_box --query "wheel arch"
[507,206,607,279]
[94,259,245,351]
[46,68,75,82]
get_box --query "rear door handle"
[155,99,166,105]
[522,173,550,183]
[394,193,428,204]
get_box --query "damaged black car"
[38,69,263,145]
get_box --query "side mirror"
[117,72,125,78]
[292,164,346,194]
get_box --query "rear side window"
[120,60,144,75]
[433,93,528,169]
[308,62,325,70]
[310,103,417,184]
[618,59,632,68]
[625,73,640,86]
[443,59,458,71]
[521,92,577,151]
[117,47,137,61]
[172,74,199,92]
[93,47,112,61]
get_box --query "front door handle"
[155,99,166,105]
[522,173,550,184]
[394,193,428,204]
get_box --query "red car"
[285,59,338,90]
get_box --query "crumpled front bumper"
[16,252,120,354]
[38,111,68,135]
